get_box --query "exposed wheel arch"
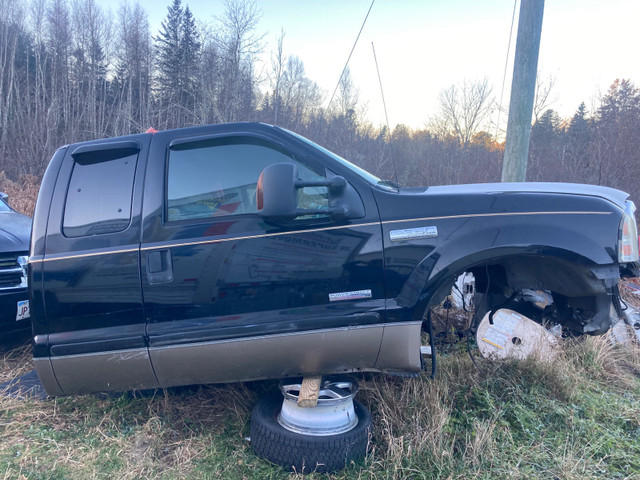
[421,251,620,336]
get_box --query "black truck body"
[29,122,640,395]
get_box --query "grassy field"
[1,331,639,480]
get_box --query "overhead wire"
[327,0,376,110]
[495,0,519,140]
[371,42,399,191]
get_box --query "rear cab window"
[63,151,138,237]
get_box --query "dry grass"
[0,345,263,479]
[0,172,40,216]
[0,344,32,384]
[0,331,639,479]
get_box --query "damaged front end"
[462,261,634,340]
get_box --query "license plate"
[16,300,30,321]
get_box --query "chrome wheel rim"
[277,377,359,436]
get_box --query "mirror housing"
[257,163,298,220]
[257,163,353,221]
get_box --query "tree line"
[1,0,639,214]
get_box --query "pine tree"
[179,5,201,122]
[529,109,561,180]
[567,102,591,147]
[155,0,203,127]
[592,79,640,188]
[155,0,183,126]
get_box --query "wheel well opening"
[426,254,618,336]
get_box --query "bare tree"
[533,73,557,123]
[430,78,494,147]
[337,66,359,119]
[197,22,222,124]
[0,0,27,171]
[269,28,285,124]
[46,0,73,140]
[279,57,322,129]
[113,0,152,134]
[72,0,108,138]
[215,0,264,122]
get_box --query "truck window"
[167,137,327,222]
[63,152,138,237]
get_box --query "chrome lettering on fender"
[329,289,372,302]
[390,226,438,242]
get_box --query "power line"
[372,42,399,191]
[328,0,376,109]
[495,0,518,140]
[371,42,390,132]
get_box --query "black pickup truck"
[29,122,639,396]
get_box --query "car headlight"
[17,255,29,287]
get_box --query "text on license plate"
[16,300,30,321]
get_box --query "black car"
[0,193,31,338]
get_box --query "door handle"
[146,250,173,284]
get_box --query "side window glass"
[167,137,326,222]
[63,152,138,237]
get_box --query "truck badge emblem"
[390,226,438,242]
[329,289,372,302]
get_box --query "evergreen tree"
[155,0,183,126]
[155,0,202,127]
[592,79,640,188]
[568,102,590,143]
[598,79,640,125]
[531,109,560,143]
[178,5,201,122]
[529,109,561,180]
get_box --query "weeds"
[0,172,40,216]
[0,331,639,479]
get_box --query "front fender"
[384,211,621,323]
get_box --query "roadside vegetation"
[1,325,639,479]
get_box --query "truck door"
[35,137,157,394]
[141,126,385,387]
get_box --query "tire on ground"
[250,392,372,473]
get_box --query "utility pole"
[501,0,545,182]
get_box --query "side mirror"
[257,163,349,221]
[0,192,8,203]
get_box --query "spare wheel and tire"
[250,378,371,473]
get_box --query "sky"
[100,0,640,130]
